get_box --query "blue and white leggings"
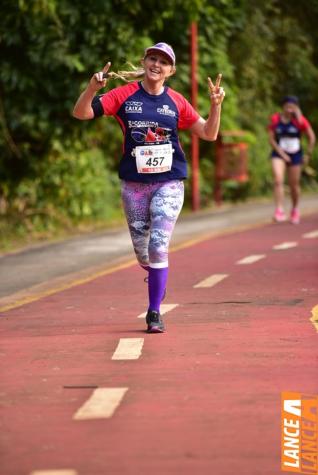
[121,180,184,269]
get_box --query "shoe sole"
[147,326,165,333]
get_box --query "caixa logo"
[125,101,143,113]
[157,104,176,117]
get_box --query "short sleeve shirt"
[94,81,200,182]
[268,112,310,157]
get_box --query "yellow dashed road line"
[0,259,136,313]
[2,220,317,313]
[194,274,228,288]
[310,305,318,333]
[111,338,144,360]
[272,242,298,250]
[0,221,268,313]
[73,387,128,421]
[236,254,266,265]
[303,230,318,239]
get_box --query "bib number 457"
[135,143,173,173]
[145,157,164,167]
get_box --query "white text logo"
[157,104,176,117]
[125,101,143,114]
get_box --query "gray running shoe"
[146,310,165,333]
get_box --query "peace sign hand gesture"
[208,74,225,106]
[89,61,111,92]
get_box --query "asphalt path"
[1,194,317,303]
[0,199,318,475]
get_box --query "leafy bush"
[1,0,318,248]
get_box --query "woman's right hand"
[89,62,111,92]
[280,151,291,163]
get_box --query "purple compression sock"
[148,267,168,312]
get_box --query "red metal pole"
[190,21,200,211]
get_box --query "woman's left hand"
[208,74,225,106]
[303,153,311,165]
[290,103,302,120]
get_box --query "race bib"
[135,144,173,174]
[279,137,301,154]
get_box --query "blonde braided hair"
[106,63,145,82]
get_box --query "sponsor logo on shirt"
[131,126,172,143]
[140,149,154,156]
[125,101,143,113]
[128,121,158,128]
[276,125,299,135]
[157,104,176,117]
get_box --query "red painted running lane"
[1,214,317,475]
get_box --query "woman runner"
[268,95,316,224]
[73,42,225,333]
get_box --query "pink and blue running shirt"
[92,81,200,183]
[268,112,311,164]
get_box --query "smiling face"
[142,53,176,84]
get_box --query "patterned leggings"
[121,180,184,268]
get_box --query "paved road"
[1,194,317,302]
[1,207,317,475]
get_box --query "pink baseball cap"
[144,42,176,65]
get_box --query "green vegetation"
[1,0,318,250]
